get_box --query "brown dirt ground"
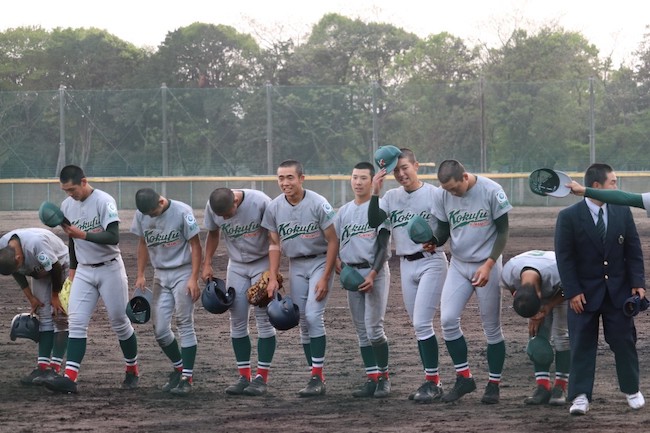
[1,206,650,433]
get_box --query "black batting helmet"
[126,287,153,324]
[202,278,235,314]
[10,313,40,342]
[266,293,300,331]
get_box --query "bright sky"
[1,0,648,66]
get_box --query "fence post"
[55,85,66,176]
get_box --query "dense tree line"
[0,14,649,177]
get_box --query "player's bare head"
[135,188,161,214]
[353,161,375,177]
[0,246,17,275]
[437,159,466,183]
[397,148,417,165]
[584,163,614,188]
[278,159,303,177]
[209,188,235,215]
[59,165,86,185]
[513,283,541,318]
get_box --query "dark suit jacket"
[554,200,644,311]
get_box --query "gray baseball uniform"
[500,250,569,351]
[130,200,200,349]
[261,189,336,343]
[0,228,69,333]
[203,189,275,340]
[335,198,390,346]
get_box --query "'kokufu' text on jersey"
[0,228,69,278]
[335,198,389,264]
[381,182,442,256]
[61,188,121,264]
[130,200,200,269]
[500,250,562,299]
[203,189,271,263]
[433,176,512,262]
[261,189,336,258]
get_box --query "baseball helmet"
[202,278,235,314]
[526,335,554,366]
[406,215,437,244]
[10,313,40,343]
[340,265,365,291]
[126,287,153,324]
[267,292,300,331]
[623,294,650,317]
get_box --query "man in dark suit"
[555,163,646,415]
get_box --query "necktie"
[596,208,606,243]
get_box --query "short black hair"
[59,165,86,185]
[353,161,375,177]
[513,283,541,318]
[278,160,304,176]
[437,159,466,183]
[209,188,235,215]
[0,246,17,275]
[135,188,160,214]
[584,163,613,188]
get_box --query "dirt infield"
[1,206,650,432]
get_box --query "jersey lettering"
[73,216,102,233]
[389,210,429,228]
[278,221,320,241]
[221,221,262,239]
[340,222,375,247]
[144,229,182,247]
[448,208,490,230]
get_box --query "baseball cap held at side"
[407,215,437,244]
[374,145,401,173]
[340,265,365,291]
[528,168,572,198]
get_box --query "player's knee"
[156,333,175,348]
[370,335,387,346]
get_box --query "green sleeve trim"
[368,195,388,228]
[85,221,120,245]
[584,188,644,209]
[489,213,509,261]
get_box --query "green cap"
[526,336,554,365]
[374,145,401,173]
[38,201,67,228]
[407,215,436,244]
[340,265,365,291]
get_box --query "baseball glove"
[246,271,283,307]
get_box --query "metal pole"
[480,77,487,173]
[266,83,273,175]
[55,85,66,176]
[372,81,379,159]
[161,83,168,195]
[589,77,596,164]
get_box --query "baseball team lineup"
[1,148,648,416]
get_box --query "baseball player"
[262,159,338,397]
[431,159,512,404]
[368,148,449,403]
[202,187,278,397]
[131,188,201,396]
[500,250,570,405]
[335,162,392,398]
[43,165,139,394]
[0,228,69,385]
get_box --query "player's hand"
[358,276,374,294]
[372,169,387,195]
[187,279,201,303]
[471,263,492,287]
[266,278,280,300]
[570,293,586,314]
[314,277,329,302]
[62,224,87,240]
[568,181,586,196]
[632,287,646,299]
[201,263,214,283]
[27,294,44,315]
[422,241,437,253]
[528,317,543,337]
[50,293,65,317]
[134,276,146,291]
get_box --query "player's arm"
[13,273,42,313]
[134,237,150,289]
[84,221,120,244]
[371,228,390,273]
[187,234,202,302]
[472,213,509,287]
[201,228,220,282]
[368,195,388,228]
[266,231,282,298]
[432,220,450,247]
[48,261,65,315]
[315,225,339,301]
[584,187,644,209]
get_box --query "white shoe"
[626,391,645,410]
[569,393,589,415]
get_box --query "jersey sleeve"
[99,196,120,229]
[491,187,512,220]
[317,198,337,230]
[182,210,201,240]
[203,200,220,231]
[130,212,144,237]
[261,201,278,233]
